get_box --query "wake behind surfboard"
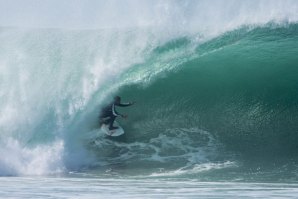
[100,121,124,136]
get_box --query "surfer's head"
[114,96,121,103]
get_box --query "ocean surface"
[1,1,298,198]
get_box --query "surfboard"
[100,121,124,136]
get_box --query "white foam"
[150,161,237,177]
[0,138,65,176]
[91,127,222,172]
[0,28,159,176]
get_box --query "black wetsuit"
[99,101,132,129]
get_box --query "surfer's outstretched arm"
[111,104,130,118]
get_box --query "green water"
[1,24,298,184]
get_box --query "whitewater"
[1,0,298,198]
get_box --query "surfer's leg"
[108,116,118,130]
[99,117,110,125]
[99,111,111,125]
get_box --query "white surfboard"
[100,121,124,136]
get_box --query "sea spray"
[0,28,161,175]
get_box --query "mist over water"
[0,1,298,181]
[1,0,298,31]
[0,28,159,175]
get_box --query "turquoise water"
[91,24,298,182]
[1,1,298,197]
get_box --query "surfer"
[99,96,135,130]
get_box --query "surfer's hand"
[122,114,128,119]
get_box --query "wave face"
[111,24,298,180]
[120,24,298,158]
[1,1,298,181]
